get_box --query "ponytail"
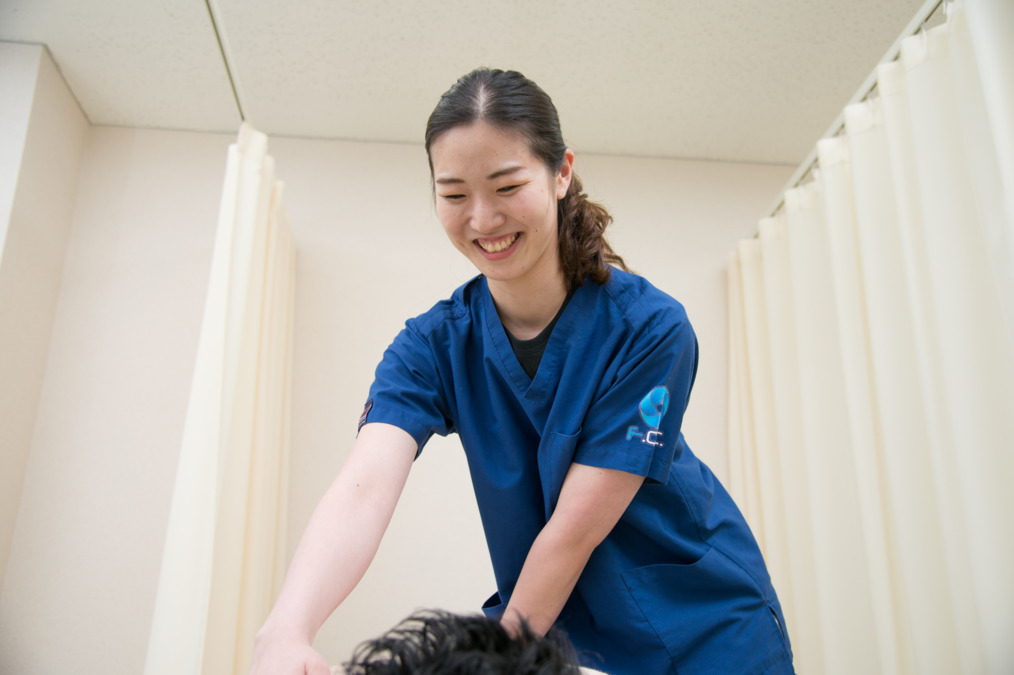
[557,174,629,290]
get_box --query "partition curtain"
[145,124,296,675]
[727,2,1013,674]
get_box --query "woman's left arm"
[501,462,644,636]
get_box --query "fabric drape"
[727,3,1014,673]
[144,124,295,675]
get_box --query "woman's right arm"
[250,422,418,675]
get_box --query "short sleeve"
[362,321,454,453]
[573,314,698,484]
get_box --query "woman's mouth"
[476,233,519,254]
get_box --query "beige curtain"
[727,2,1014,673]
[144,124,295,675]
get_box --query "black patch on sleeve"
[358,399,373,433]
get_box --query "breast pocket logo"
[626,386,670,448]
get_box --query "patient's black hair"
[343,609,583,674]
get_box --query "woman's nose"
[468,197,505,233]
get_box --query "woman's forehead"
[430,122,539,179]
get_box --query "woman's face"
[430,121,573,289]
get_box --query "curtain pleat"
[882,52,987,675]
[725,254,751,521]
[818,137,900,674]
[845,97,960,675]
[144,125,295,675]
[726,253,766,540]
[816,137,899,674]
[963,0,1014,339]
[902,20,1014,674]
[727,3,1014,672]
[737,239,789,570]
[756,216,821,675]
[785,184,882,674]
[233,186,295,675]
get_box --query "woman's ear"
[556,149,575,199]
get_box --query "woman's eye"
[497,185,520,194]
[440,194,465,201]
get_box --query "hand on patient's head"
[341,609,583,674]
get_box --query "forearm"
[257,423,415,643]
[259,479,390,639]
[501,463,644,637]
[501,519,597,636]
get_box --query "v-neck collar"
[480,276,587,400]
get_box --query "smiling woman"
[251,68,794,675]
[430,121,571,338]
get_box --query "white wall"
[0,126,233,674]
[0,112,791,671]
[0,43,38,252]
[0,43,88,587]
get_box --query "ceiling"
[1,0,930,166]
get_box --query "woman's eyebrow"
[434,165,525,185]
[486,165,524,180]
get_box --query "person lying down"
[332,609,608,674]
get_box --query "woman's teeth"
[478,234,518,253]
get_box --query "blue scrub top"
[363,270,793,674]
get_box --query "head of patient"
[342,609,583,674]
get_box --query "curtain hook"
[867,82,880,104]
[806,164,821,186]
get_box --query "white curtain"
[727,2,1014,673]
[144,124,296,675]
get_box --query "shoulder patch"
[358,399,373,433]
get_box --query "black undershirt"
[505,288,576,379]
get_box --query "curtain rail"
[204,0,246,122]
[765,0,946,218]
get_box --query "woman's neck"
[488,272,569,341]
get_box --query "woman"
[252,68,793,674]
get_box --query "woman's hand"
[250,628,331,675]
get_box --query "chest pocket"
[537,429,581,519]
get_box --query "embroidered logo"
[639,386,670,428]
[626,386,669,448]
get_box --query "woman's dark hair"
[343,609,583,674]
[425,68,629,290]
